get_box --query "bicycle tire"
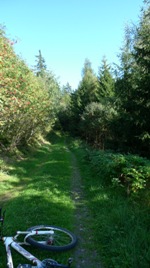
[25,225,77,252]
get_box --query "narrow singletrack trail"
[69,150,103,268]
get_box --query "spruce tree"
[77,58,98,111]
[132,2,150,154]
[113,2,150,156]
[35,50,47,77]
[98,57,115,101]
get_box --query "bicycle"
[0,208,77,268]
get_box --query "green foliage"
[65,60,99,134]
[34,50,47,77]
[97,56,115,100]
[131,3,150,153]
[34,50,62,123]
[80,102,116,149]
[56,83,73,131]
[38,70,61,115]
[84,148,150,195]
[113,3,150,156]
[71,140,150,268]
[0,29,54,150]
[58,2,150,157]
[76,58,99,111]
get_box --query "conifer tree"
[131,1,150,154]
[35,50,47,77]
[98,57,115,101]
[113,1,150,155]
[77,58,98,111]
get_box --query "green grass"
[0,133,75,267]
[1,133,150,267]
[69,140,150,268]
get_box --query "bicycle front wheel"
[25,225,77,252]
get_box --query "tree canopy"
[58,1,150,157]
[0,1,149,157]
[0,29,60,150]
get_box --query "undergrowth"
[69,139,150,268]
[84,149,150,196]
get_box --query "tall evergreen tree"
[115,25,135,103]
[35,50,47,77]
[131,1,150,154]
[63,59,98,135]
[112,24,136,147]
[56,83,73,131]
[60,83,72,110]
[113,2,150,156]
[77,58,98,111]
[97,57,115,101]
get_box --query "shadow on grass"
[47,131,64,145]
[0,134,75,268]
[0,192,75,268]
[1,141,74,233]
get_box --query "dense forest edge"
[0,1,150,158]
[0,1,150,267]
[0,1,149,196]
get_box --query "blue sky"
[1,0,143,89]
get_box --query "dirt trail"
[70,151,102,268]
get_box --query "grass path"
[70,150,102,268]
[1,133,149,267]
[0,135,75,267]
[0,133,102,267]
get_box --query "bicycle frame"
[0,209,73,268]
[2,231,72,268]
[3,235,43,268]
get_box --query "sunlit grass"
[71,142,150,268]
[1,133,149,267]
[0,133,75,267]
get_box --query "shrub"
[0,28,52,149]
[85,149,150,195]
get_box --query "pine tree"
[35,50,47,77]
[98,57,115,101]
[131,2,150,154]
[77,58,98,111]
[113,2,150,156]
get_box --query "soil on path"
[70,150,103,268]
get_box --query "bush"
[85,149,150,195]
[0,28,52,149]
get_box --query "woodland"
[0,2,150,267]
[0,2,150,158]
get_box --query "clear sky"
[1,0,143,89]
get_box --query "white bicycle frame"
[3,230,54,268]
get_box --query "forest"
[0,2,150,199]
[58,3,150,158]
[0,1,149,158]
[0,2,150,267]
